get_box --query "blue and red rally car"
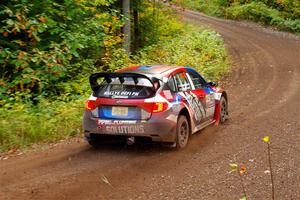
[83,65,228,148]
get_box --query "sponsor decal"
[97,120,137,128]
[182,91,205,122]
[206,93,215,117]
[206,107,215,118]
[214,92,222,100]
[106,125,145,134]
[104,91,139,97]
[206,93,215,106]
[171,104,181,112]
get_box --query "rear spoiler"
[89,72,161,92]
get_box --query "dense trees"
[0,0,163,105]
[0,0,123,103]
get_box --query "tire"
[175,115,190,149]
[219,96,228,124]
[87,138,99,148]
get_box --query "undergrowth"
[0,100,84,151]
[174,0,300,34]
[225,2,300,33]
[134,25,228,80]
[0,24,229,152]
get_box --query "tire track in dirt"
[182,10,300,200]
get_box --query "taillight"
[86,100,97,110]
[152,102,168,113]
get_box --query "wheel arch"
[222,91,228,102]
[178,107,192,134]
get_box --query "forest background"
[2,0,298,152]
[0,0,229,151]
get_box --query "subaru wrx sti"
[83,65,228,148]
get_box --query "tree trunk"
[133,8,139,51]
[122,0,131,54]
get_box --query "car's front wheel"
[175,115,190,149]
[219,96,228,123]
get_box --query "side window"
[166,76,176,92]
[162,76,176,92]
[174,72,191,92]
[188,71,207,89]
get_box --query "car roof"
[116,65,185,76]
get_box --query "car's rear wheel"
[88,140,98,147]
[86,136,99,148]
[220,96,228,124]
[175,115,190,149]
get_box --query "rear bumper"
[83,110,178,142]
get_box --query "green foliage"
[137,2,184,47]
[0,1,183,106]
[0,2,229,152]
[174,0,300,34]
[173,0,228,16]
[0,99,84,151]
[225,1,300,33]
[0,0,123,105]
[133,25,229,81]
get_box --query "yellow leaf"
[263,136,270,143]
[229,163,238,172]
[16,12,22,21]
[239,166,247,174]
[38,16,46,23]
[101,175,112,186]
[17,52,24,60]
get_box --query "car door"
[186,70,215,123]
[173,72,205,127]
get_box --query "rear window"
[94,77,156,99]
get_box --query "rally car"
[83,65,228,148]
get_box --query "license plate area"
[112,106,128,116]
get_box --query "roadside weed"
[263,136,275,200]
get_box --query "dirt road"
[1,10,300,200]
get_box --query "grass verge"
[0,100,84,152]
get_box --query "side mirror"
[208,81,218,87]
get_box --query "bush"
[133,25,229,80]
[173,0,227,17]
[174,0,300,34]
[0,0,124,105]
[140,3,184,46]
[225,2,300,33]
